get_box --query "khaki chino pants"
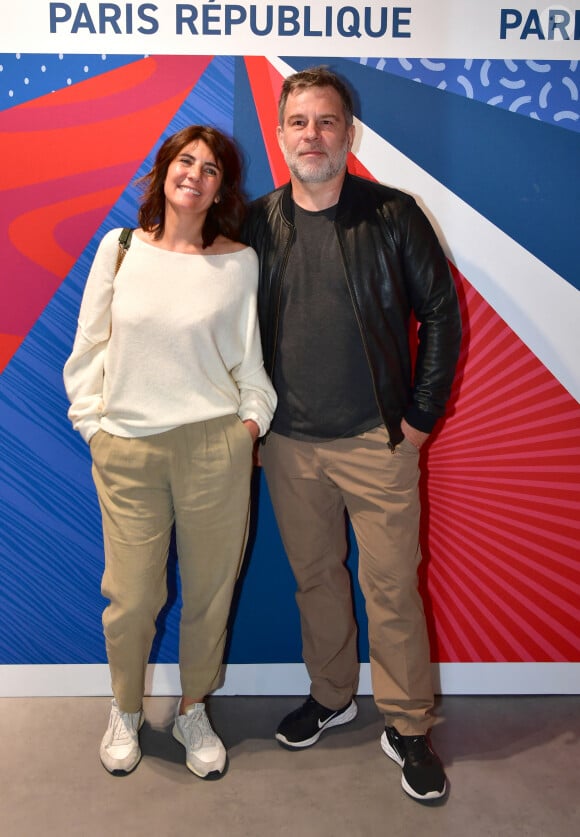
[90,415,253,713]
[261,426,435,735]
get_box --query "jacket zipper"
[269,225,295,376]
[335,227,396,452]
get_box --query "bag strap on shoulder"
[114,228,134,276]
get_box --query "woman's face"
[164,139,223,217]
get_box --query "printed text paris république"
[48,2,415,38]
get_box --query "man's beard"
[280,138,349,184]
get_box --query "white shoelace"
[110,707,139,744]
[181,707,216,748]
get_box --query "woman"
[63,126,276,779]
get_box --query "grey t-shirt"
[271,203,380,440]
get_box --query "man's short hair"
[278,67,354,126]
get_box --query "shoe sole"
[101,753,142,777]
[380,731,447,802]
[172,724,227,780]
[275,699,358,750]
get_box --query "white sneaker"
[172,703,227,779]
[99,699,143,775]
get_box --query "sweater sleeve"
[62,230,120,443]
[231,272,277,438]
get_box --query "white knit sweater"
[63,229,277,442]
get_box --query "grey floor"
[1,694,578,836]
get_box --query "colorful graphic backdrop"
[1,52,579,693]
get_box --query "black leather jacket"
[243,173,462,448]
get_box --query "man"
[243,67,462,802]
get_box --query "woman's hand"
[242,419,260,443]
[242,419,261,466]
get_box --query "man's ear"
[347,123,356,152]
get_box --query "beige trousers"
[90,415,253,713]
[261,426,435,735]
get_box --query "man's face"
[277,86,355,184]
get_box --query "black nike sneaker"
[275,695,358,749]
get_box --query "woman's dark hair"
[137,125,246,248]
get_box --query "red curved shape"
[0,55,213,366]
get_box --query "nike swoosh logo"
[318,712,337,729]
